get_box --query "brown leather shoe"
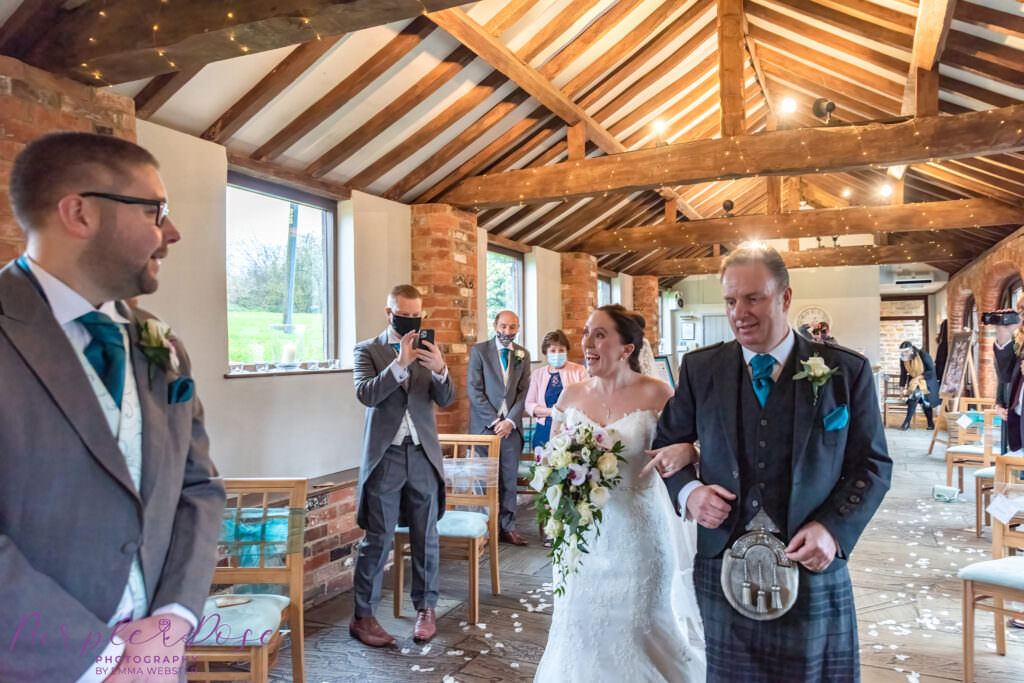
[500,529,528,546]
[349,616,396,648]
[413,608,436,642]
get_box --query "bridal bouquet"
[529,421,626,594]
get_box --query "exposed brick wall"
[303,483,362,609]
[880,299,925,317]
[632,275,661,351]
[946,234,1024,398]
[560,252,597,364]
[879,319,923,377]
[410,204,478,433]
[0,56,136,264]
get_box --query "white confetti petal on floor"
[401,648,410,654]
[510,663,520,669]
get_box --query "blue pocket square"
[824,405,849,431]
[168,377,194,404]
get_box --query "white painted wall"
[667,266,883,365]
[613,273,634,308]
[525,245,562,357]
[476,227,488,341]
[137,121,409,478]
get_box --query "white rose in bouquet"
[806,355,829,375]
[546,484,562,511]
[576,500,593,525]
[590,486,610,508]
[544,517,563,539]
[597,452,619,478]
[530,466,551,492]
[549,447,572,470]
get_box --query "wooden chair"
[517,415,539,497]
[969,411,1003,537]
[944,403,998,492]
[928,394,957,455]
[961,455,1024,682]
[393,434,501,625]
[188,478,307,683]
[882,375,907,428]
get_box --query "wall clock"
[794,305,831,330]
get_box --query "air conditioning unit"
[894,273,934,288]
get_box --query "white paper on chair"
[956,414,974,430]
[986,494,1021,525]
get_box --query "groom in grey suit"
[351,284,454,647]
[0,133,225,682]
[467,310,531,545]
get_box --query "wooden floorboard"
[266,427,1023,682]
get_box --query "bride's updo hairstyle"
[597,304,646,373]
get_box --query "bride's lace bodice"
[535,407,705,683]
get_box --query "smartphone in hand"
[417,329,435,349]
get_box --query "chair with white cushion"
[968,411,1003,536]
[393,434,501,624]
[961,455,1024,682]
[188,479,307,683]
[945,405,997,492]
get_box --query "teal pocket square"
[824,405,849,431]
[168,377,194,404]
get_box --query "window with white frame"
[597,275,612,307]
[225,174,336,373]
[486,247,525,326]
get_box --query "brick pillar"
[633,275,661,351]
[560,252,597,364]
[0,56,136,265]
[411,204,477,433]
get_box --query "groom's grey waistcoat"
[736,350,795,542]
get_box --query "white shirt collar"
[24,257,129,325]
[741,328,795,368]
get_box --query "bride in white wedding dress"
[534,306,705,683]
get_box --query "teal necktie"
[750,353,775,407]
[392,343,400,354]
[500,347,510,371]
[77,311,126,408]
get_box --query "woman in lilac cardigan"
[525,329,589,451]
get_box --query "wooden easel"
[929,342,977,454]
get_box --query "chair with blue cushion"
[188,479,307,683]
[393,434,501,624]
[967,411,1003,536]
[945,405,997,492]
[961,455,1024,682]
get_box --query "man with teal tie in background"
[0,132,225,682]
[467,311,531,545]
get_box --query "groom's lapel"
[124,305,172,504]
[0,266,138,500]
[712,341,741,465]
[791,335,826,470]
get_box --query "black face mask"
[391,314,422,337]
[496,332,516,346]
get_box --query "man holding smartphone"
[350,284,453,646]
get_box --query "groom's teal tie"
[750,353,775,407]
[77,311,126,408]
[500,347,510,371]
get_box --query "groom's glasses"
[80,192,170,227]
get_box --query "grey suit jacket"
[467,338,531,434]
[353,330,456,528]
[0,261,226,681]
[653,335,892,561]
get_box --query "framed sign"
[653,355,676,389]
[679,321,697,340]
[939,331,972,396]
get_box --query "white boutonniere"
[792,354,839,405]
[136,318,180,385]
[514,349,526,365]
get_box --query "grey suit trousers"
[480,427,523,532]
[353,440,440,617]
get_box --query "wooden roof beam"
[581,199,1021,254]
[133,66,202,119]
[9,0,471,84]
[441,105,1024,208]
[646,243,969,276]
[718,0,746,137]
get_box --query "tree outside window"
[486,248,524,328]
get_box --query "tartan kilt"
[695,556,859,683]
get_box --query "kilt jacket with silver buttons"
[653,333,892,563]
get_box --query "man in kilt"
[651,243,891,682]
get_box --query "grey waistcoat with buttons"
[735,350,796,544]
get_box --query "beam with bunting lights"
[643,243,968,276]
[438,104,1024,208]
[9,0,470,84]
[581,199,1021,254]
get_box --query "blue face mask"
[547,352,567,368]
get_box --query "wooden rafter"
[581,198,1019,258]
[645,243,969,276]
[227,151,350,201]
[440,105,1024,208]
[8,0,473,84]
[718,0,746,137]
[133,66,202,119]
